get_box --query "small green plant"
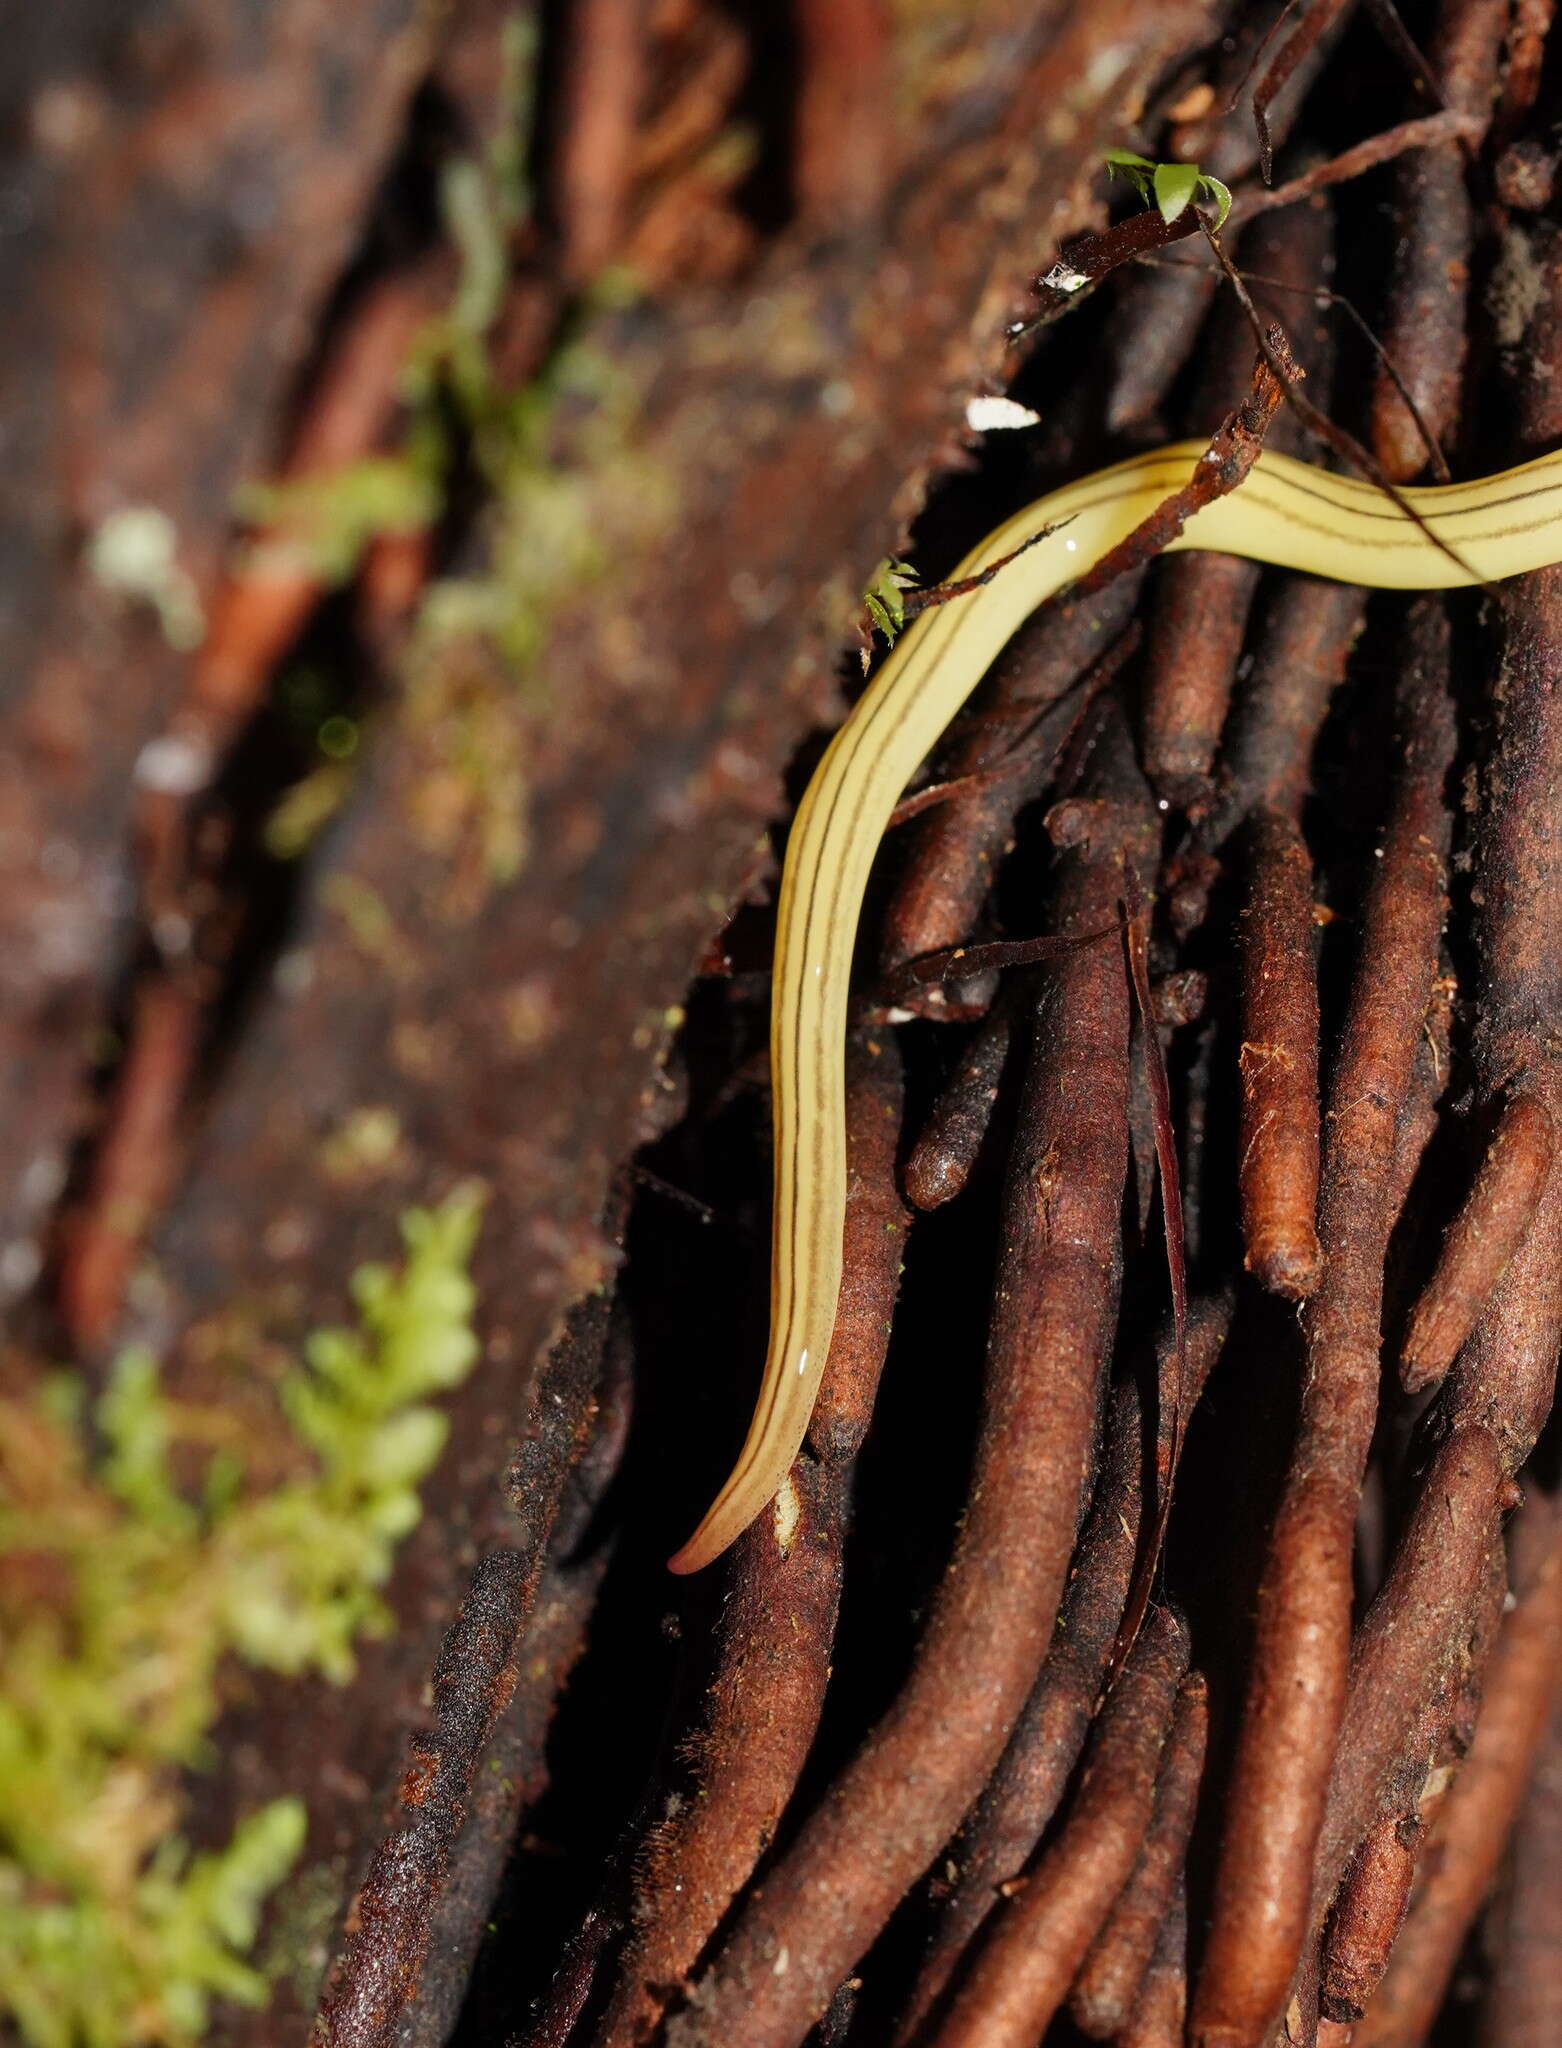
[238,455,444,586]
[237,10,666,910]
[862,556,921,650]
[249,113,663,901]
[234,17,540,593]
[0,1187,485,2047]
[1104,148,1232,229]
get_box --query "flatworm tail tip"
[666,1529,720,1576]
[666,1489,758,1574]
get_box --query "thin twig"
[1197,215,1492,589]
[1229,107,1481,227]
[1108,873,1188,1679]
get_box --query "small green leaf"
[360,1407,448,1491]
[1153,161,1200,225]
[1198,173,1233,230]
[1104,148,1230,234]
[863,557,920,647]
[1103,147,1154,204]
[97,1348,197,1536]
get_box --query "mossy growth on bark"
[0,1188,485,2048]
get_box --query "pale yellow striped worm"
[667,439,1562,1574]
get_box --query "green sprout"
[863,557,921,648]
[1104,148,1232,230]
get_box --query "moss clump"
[0,1187,485,2048]
[235,17,539,593]
[861,556,920,654]
[249,108,670,904]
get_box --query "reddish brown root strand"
[64,261,451,1354]
[518,1910,620,2048]
[1142,553,1263,806]
[1320,1812,1419,2023]
[1194,600,1457,2047]
[807,1031,911,1460]
[928,1608,1191,2048]
[1400,1091,1557,1393]
[1369,143,1469,482]
[142,257,446,850]
[1473,229,1562,1104]
[56,977,201,1353]
[555,0,645,279]
[1368,0,1508,477]
[1114,880,1190,1673]
[1478,1681,1562,2047]
[1228,107,1484,230]
[1346,224,1562,2045]
[587,1034,905,2048]
[1313,1424,1509,1905]
[1320,1542,1506,2029]
[1444,585,1562,1469]
[896,1300,1230,2043]
[1249,0,1350,182]
[669,778,1145,2048]
[591,1453,854,2048]
[1118,1882,1189,2048]
[1163,567,1365,936]
[1383,969,1456,1247]
[1214,579,1368,834]
[358,526,432,643]
[1194,1477,1355,2048]
[1069,1671,1210,2038]
[878,580,1141,993]
[1491,0,1556,151]
[903,1001,1013,1210]
[1354,1502,1562,2046]
[1431,232,1562,1491]
[1440,1132,1562,1474]
[1237,807,1322,1298]
[1103,260,1222,435]
[1139,199,1332,807]
[791,0,894,228]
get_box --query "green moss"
[243,25,667,906]
[264,762,355,860]
[233,18,539,592]
[0,1187,485,2047]
[319,875,419,981]
[238,456,444,586]
[319,1107,407,1185]
[390,292,671,908]
[862,556,920,650]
